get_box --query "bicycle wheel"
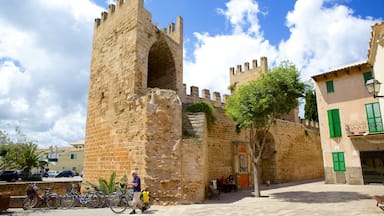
[60,194,75,209]
[109,193,128,214]
[47,194,60,209]
[85,193,99,208]
[23,196,38,210]
[97,193,106,208]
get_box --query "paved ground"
[3,179,384,216]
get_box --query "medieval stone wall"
[206,107,247,180]
[144,89,183,204]
[182,86,323,188]
[271,120,324,183]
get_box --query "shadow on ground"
[204,179,373,205]
[204,189,254,204]
[270,191,372,203]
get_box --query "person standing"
[128,170,145,214]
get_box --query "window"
[365,102,383,133]
[239,154,248,173]
[326,80,334,93]
[327,109,342,137]
[332,152,346,172]
[70,153,77,160]
[363,71,372,84]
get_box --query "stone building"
[83,0,323,204]
[40,140,84,174]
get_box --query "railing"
[299,119,319,129]
[345,123,369,136]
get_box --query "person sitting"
[226,175,237,192]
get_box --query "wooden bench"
[0,192,11,212]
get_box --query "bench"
[0,192,11,212]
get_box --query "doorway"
[360,151,384,184]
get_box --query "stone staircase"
[182,112,206,138]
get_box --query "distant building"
[41,140,84,174]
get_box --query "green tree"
[0,127,47,179]
[304,84,318,122]
[225,61,305,197]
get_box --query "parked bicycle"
[23,183,59,209]
[60,183,100,208]
[108,183,153,214]
[91,184,108,208]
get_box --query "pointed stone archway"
[147,38,177,91]
[260,132,277,184]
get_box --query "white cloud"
[217,0,261,35]
[0,1,103,148]
[184,0,277,95]
[277,0,380,81]
[184,0,381,98]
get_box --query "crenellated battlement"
[229,56,268,76]
[181,84,229,107]
[94,0,145,28]
[159,17,183,44]
[93,0,182,45]
[229,56,268,92]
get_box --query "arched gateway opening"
[261,132,277,184]
[147,39,177,90]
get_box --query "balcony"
[345,122,369,136]
[344,122,384,144]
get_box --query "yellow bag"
[142,191,150,203]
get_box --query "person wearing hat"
[128,170,145,214]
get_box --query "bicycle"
[91,184,108,208]
[108,183,133,214]
[108,183,153,214]
[60,183,100,208]
[23,183,60,209]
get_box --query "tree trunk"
[253,162,260,197]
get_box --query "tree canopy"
[0,127,47,178]
[304,84,319,122]
[226,61,305,129]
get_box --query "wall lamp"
[366,78,384,98]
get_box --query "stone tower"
[229,57,299,122]
[84,0,185,203]
[229,56,268,93]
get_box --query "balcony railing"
[345,122,384,136]
[345,123,369,136]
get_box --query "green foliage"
[304,84,319,122]
[186,102,215,123]
[98,171,117,195]
[228,82,238,93]
[0,127,47,178]
[225,61,305,130]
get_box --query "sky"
[0,0,383,148]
